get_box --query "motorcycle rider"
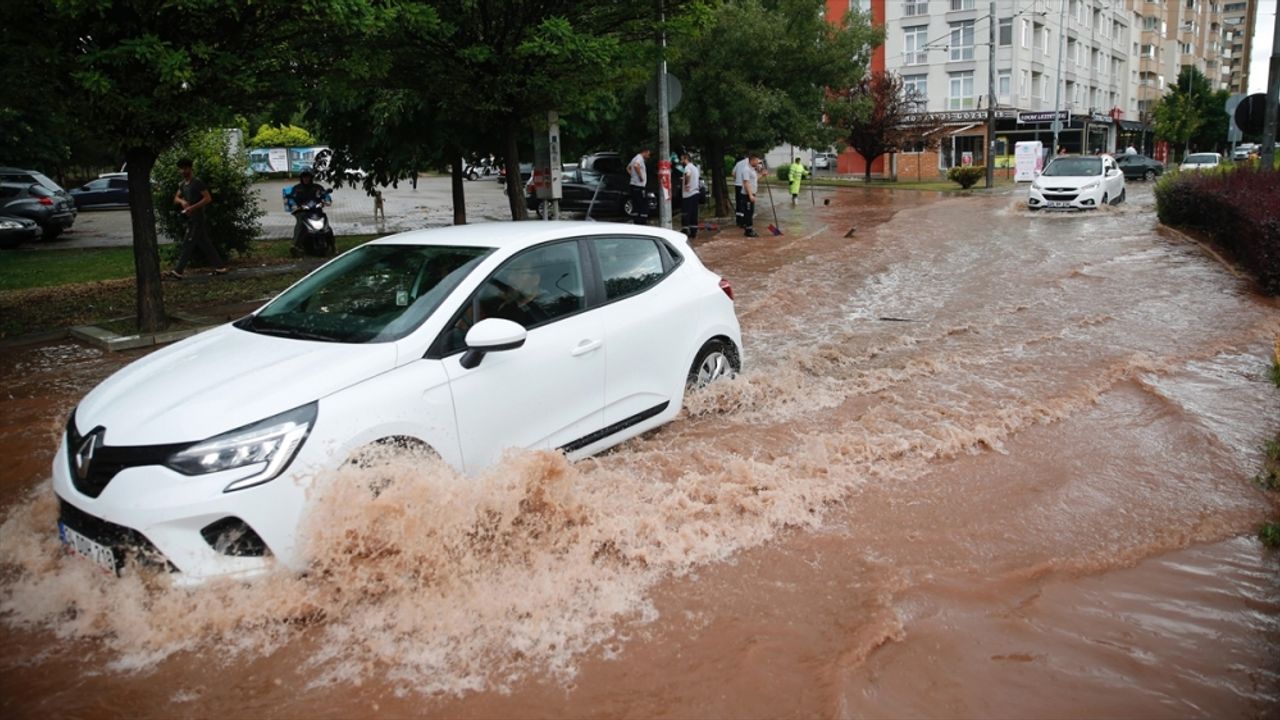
[286,169,330,256]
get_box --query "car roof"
[368,221,689,252]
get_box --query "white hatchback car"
[1028,155,1126,210]
[1179,152,1223,171]
[53,222,743,582]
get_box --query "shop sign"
[1017,110,1068,124]
[1089,112,1110,123]
[903,109,1016,124]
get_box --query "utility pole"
[657,0,673,228]
[1051,0,1069,153]
[1263,1,1279,169]
[986,0,997,188]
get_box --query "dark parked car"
[70,175,130,209]
[526,167,657,218]
[1114,154,1164,181]
[0,215,41,248]
[0,176,77,240]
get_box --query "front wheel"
[1117,188,1126,204]
[41,224,62,241]
[466,170,478,181]
[687,339,739,389]
[1100,193,1109,208]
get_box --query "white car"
[812,153,831,169]
[53,222,743,583]
[1230,144,1256,161]
[1179,152,1223,171]
[1028,154,1126,210]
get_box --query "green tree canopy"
[248,124,317,148]
[1154,67,1227,159]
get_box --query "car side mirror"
[459,318,527,369]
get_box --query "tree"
[248,124,316,148]
[1153,67,1225,160]
[33,0,363,332]
[826,70,925,183]
[313,1,648,223]
[671,0,881,216]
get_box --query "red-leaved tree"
[826,71,924,183]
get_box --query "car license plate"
[58,521,117,574]
[1046,201,1071,208]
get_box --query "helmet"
[299,168,314,180]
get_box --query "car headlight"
[1031,181,1042,190]
[0,220,21,230]
[1081,181,1099,191]
[167,402,317,492]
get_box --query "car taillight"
[37,197,53,206]
[719,278,734,300]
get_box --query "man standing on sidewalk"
[741,155,759,237]
[679,151,701,239]
[732,153,751,227]
[166,158,227,279]
[628,148,651,225]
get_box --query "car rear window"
[595,237,666,301]
[1185,154,1218,163]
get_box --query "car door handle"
[570,339,602,356]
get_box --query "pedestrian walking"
[732,154,751,227]
[787,157,808,206]
[165,158,227,279]
[628,148,651,225]
[679,151,701,239]
[742,155,759,237]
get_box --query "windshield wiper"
[241,323,338,342]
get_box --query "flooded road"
[2,183,1278,718]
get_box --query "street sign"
[1233,93,1269,135]
[1226,93,1246,142]
[645,72,683,112]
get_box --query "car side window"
[438,241,587,356]
[109,179,128,189]
[594,237,666,301]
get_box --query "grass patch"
[1257,439,1280,491]
[0,235,382,338]
[1270,359,1279,388]
[1260,522,1280,549]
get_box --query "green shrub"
[248,123,315,148]
[947,165,985,189]
[1260,521,1280,548]
[1154,166,1280,294]
[723,155,737,178]
[154,129,263,264]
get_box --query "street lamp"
[1051,0,1069,153]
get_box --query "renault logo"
[75,429,104,481]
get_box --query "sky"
[1250,0,1275,94]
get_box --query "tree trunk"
[503,118,528,221]
[126,147,167,333]
[451,147,466,225]
[864,152,874,183]
[708,136,731,218]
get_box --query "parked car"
[812,152,835,170]
[70,176,130,209]
[52,221,743,583]
[1230,144,1257,161]
[1114,153,1165,181]
[1027,154,1126,210]
[526,167,658,218]
[0,177,77,239]
[1179,152,1223,171]
[0,215,41,248]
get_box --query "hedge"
[1154,166,1280,295]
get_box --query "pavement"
[36,175,519,250]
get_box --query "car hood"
[76,324,398,446]
[1034,175,1103,190]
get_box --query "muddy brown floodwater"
[1,184,1278,719]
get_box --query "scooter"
[291,195,335,257]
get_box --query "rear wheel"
[466,169,478,181]
[1144,169,1156,181]
[687,339,739,389]
[621,197,636,218]
[1117,188,1126,204]
[1100,193,1109,207]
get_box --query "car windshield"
[236,244,492,343]
[1185,154,1218,164]
[1042,157,1102,177]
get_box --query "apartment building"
[1220,0,1255,93]
[823,0,1246,176]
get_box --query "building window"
[997,70,1011,99]
[948,71,975,109]
[999,17,1012,46]
[1031,71,1043,101]
[950,20,975,61]
[904,26,929,65]
[1021,18,1031,48]
[848,0,871,12]
[1020,69,1029,97]
[1042,27,1051,56]
[950,0,975,10]
[1067,39,1079,64]
[903,0,929,16]
[902,74,928,110]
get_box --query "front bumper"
[51,426,315,584]
[1027,184,1105,210]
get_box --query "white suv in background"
[1028,155,1126,210]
